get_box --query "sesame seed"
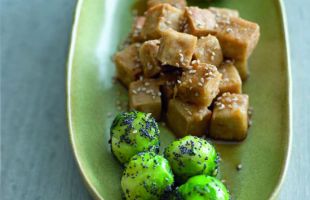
[236,164,242,171]
[189,70,196,74]
[144,82,150,86]
[132,90,137,94]
[133,130,138,133]
[177,80,181,84]
[191,60,198,65]
[226,28,233,33]
[218,104,225,110]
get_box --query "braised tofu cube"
[167,98,212,137]
[130,16,146,43]
[184,7,217,36]
[234,59,248,80]
[216,17,260,60]
[218,61,242,94]
[129,79,162,120]
[114,44,142,87]
[139,40,161,77]
[209,7,239,18]
[157,29,197,68]
[194,35,223,67]
[210,93,249,141]
[177,63,222,106]
[147,0,187,9]
[141,3,183,40]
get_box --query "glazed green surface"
[110,111,160,164]
[177,175,230,200]
[164,136,218,182]
[121,152,174,200]
[67,0,290,199]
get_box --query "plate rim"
[66,0,292,199]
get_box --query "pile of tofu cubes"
[114,0,260,141]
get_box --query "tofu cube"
[184,7,217,36]
[209,7,239,18]
[215,17,260,60]
[218,61,242,94]
[129,79,162,120]
[114,44,142,87]
[139,40,161,77]
[141,3,183,40]
[234,58,248,80]
[130,16,146,43]
[210,93,249,141]
[167,98,212,137]
[194,35,223,67]
[147,0,187,9]
[157,29,197,68]
[177,63,222,106]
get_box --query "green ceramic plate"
[67,0,291,199]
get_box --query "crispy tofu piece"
[215,17,260,60]
[157,29,197,68]
[147,0,187,9]
[177,63,222,106]
[114,44,142,87]
[130,16,146,43]
[167,98,212,137]
[209,7,239,18]
[218,61,242,94]
[210,93,249,141]
[129,79,162,120]
[139,40,161,77]
[184,7,217,36]
[141,3,183,40]
[234,59,248,80]
[194,35,223,67]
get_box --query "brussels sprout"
[164,136,218,181]
[110,111,160,164]
[176,175,230,200]
[121,152,174,200]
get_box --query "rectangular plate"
[67,0,291,199]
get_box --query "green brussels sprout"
[176,175,230,200]
[121,152,174,200]
[110,111,160,164]
[164,136,218,181]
